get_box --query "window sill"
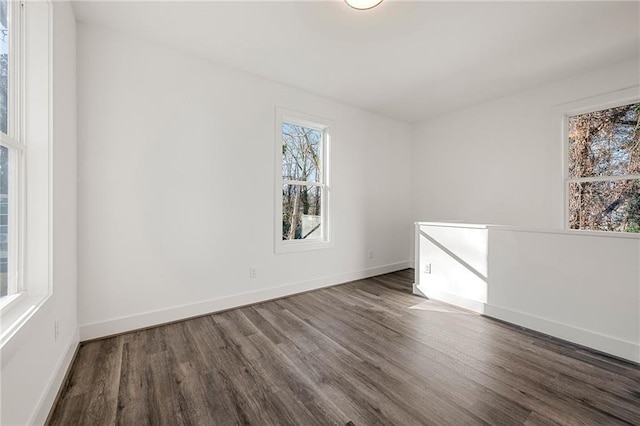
[1,292,49,349]
[275,239,334,254]
[0,292,25,311]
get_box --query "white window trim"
[274,107,333,254]
[553,86,640,231]
[0,0,52,348]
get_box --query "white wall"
[415,223,640,363]
[415,223,489,312]
[411,59,640,361]
[0,2,77,425]
[412,59,640,228]
[76,24,412,339]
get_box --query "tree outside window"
[281,123,324,240]
[567,102,640,233]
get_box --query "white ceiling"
[71,1,640,123]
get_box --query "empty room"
[1,0,639,424]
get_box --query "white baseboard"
[80,262,410,341]
[412,284,486,314]
[30,328,80,425]
[484,304,640,364]
[412,284,638,363]
[412,283,424,297]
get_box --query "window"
[0,0,21,301]
[275,109,331,253]
[0,0,51,345]
[566,101,640,233]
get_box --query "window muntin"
[276,110,331,252]
[566,102,640,233]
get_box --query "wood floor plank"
[48,269,640,425]
[49,337,123,426]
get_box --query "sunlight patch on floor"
[408,299,475,315]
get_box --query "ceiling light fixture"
[345,0,383,10]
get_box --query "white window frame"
[0,0,52,347]
[0,0,24,308]
[274,107,333,254]
[556,86,640,232]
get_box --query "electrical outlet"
[368,249,374,259]
[249,267,257,279]
[54,320,60,341]
[424,263,432,274]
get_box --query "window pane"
[282,184,322,240]
[0,145,8,296]
[569,179,640,233]
[0,0,8,135]
[282,123,322,183]
[568,103,640,179]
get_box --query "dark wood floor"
[48,269,640,425]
